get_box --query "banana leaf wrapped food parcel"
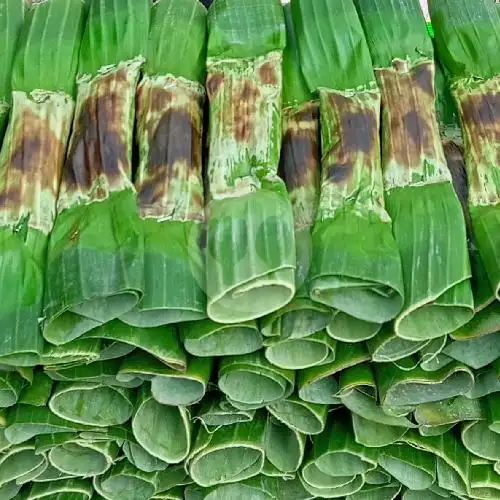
[120,0,208,328]
[204,0,296,323]
[0,0,86,366]
[260,2,333,370]
[431,0,500,303]
[355,0,474,340]
[43,0,150,345]
[292,0,404,345]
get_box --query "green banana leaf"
[267,395,328,435]
[0,0,86,367]
[92,460,157,500]
[431,0,500,303]
[0,443,47,488]
[264,329,336,370]
[43,0,151,344]
[184,474,313,500]
[347,481,401,500]
[180,319,262,357]
[186,412,266,487]
[0,372,27,408]
[414,396,487,428]
[18,374,52,408]
[443,333,500,369]
[118,351,212,406]
[35,432,118,478]
[122,441,169,473]
[27,479,93,499]
[298,341,370,404]
[4,405,97,446]
[378,443,436,491]
[292,0,404,327]
[376,358,475,416]
[217,351,294,409]
[80,320,187,370]
[39,339,102,371]
[48,383,134,427]
[355,0,474,340]
[46,360,142,389]
[264,415,305,474]
[121,0,207,328]
[0,0,24,140]
[131,386,191,464]
[205,0,295,323]
[194,393,256,429]
[367,325,429,363]
[152,465,192,499]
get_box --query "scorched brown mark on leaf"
[443,141,471,232]
[324,93,378,184]
[403,111,425,144]
[461,92,500,127]
[206,73,224,100]
[233,80,260,143]
[278,109,319,191]
[0,109,64,208]
[138,109,201,207]
[63,71,129,192]
[413,63,434,96]
[259,62,278,86]
[328,162,354,183]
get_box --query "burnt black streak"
[403,110,424,144]
[278,131,318,191]
[327,162,353,183]
[148,109,199,175]
[63,93,127,190]
[341,111,376,154]
[413,64,434,96]
[462,93,500,125]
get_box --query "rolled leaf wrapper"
[186,413,266,487]
[299,413,377,498]
[92,460,158,500]
[0,0,24,140]
[194,393,255,430]
[375,358,475,417]
[35,432,118,478]
[118,351,212,406]
[18,373,53,408]
[402,430,471,497]
[132,386,191,465]
[153,464,193,499]
[0,371,26,408]
[263,415,305,475]
[348,482,401,500]
[205,0,295,323]
[4,405,95,445]
[48,382,135,427]
[0,0,86,367]
[431,0,500,303]
[26,479,94,499]
[217,351,294,409]
[0,442,47,488]
[266,394,328,436]
[355,0,474,340]
[39,338,102,371]
[43,0,151,344]
[46,359,143,388]
[292,0,404,331]
[442,332,500,369]
[121,0,208,328]
[264,329,336,370]
[180,319,262,357]
[367,324,429,364]
[80,320,187,370]
[298,341,370,404]
[259,4,330,355]
[184,475,313,500]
